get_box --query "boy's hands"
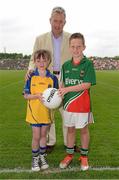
[58,87,69,97]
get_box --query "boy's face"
[69,38,86,60]
[35,56,49,70]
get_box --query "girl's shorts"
[31,123,50,127]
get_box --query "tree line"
[0,53,31,60]
[0,53,119,61]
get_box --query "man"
[27,6,79,153]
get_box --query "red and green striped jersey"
[60,56,96,112]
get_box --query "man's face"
[50,12,66,38]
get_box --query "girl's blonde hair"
[33,49,51,65]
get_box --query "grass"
[0,70,119,179]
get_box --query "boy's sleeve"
[84,61,96,86]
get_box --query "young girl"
[59,33,96,171]
[23,49,58,171]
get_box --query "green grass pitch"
[0,70,119,179]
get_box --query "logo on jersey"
[72,68,78,71]
[38,82,45,85]
[80,70,85,77]
[65,70,70,73]
[65,78,83,85]
[32,84,36,86]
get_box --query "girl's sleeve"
[23,78,31,95]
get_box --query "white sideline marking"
[0,167,119,174]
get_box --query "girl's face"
[35,56,49,71]
[69,38,86,60]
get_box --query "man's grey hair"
[51,6,66,18]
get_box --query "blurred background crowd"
[0,53,119,70]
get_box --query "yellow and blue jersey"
[24,68,58,124]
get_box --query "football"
[43,88,62,109]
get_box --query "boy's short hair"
[69,33,85,46]
[51,6,66,18]
[33,49,51,64]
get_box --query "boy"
[58,33,96,170]
[23,49,58,171]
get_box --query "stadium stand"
[91,57,119,70]
[0,57,119,70]
[0,59,29,70]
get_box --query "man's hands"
[25,69,34,81]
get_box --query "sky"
[0,0,119,57]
